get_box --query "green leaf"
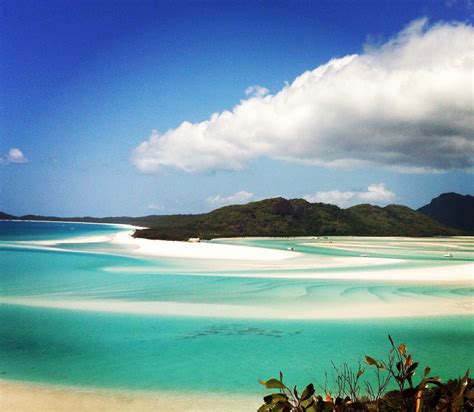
[293,385,298,399]
[396,360,402,372]
[388,334,395,348]
[304,403,318,412]
[301,383,315,402]
[263,393,289,404]
[272,400,293,412]
[259,378,286,389]
[301,396,315,409]
[406,362,419,375]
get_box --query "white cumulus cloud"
[206,190,254,206]
[132,19,474,174]
[0,148,28,165]
[304,183,396,208]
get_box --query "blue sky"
[1,0,473,216]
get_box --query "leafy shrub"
[258,336,473,412]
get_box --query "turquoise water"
[0,220,126,241]
[0,221,473,395]
[1,305,472,394]
[216,237,474,262]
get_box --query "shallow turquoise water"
[0,221,473,394]
[216,237,474,262]
[0,305,472,394]
[0,220,126,241]
[1,245,471,306]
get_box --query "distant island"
[2,192,472,240]
[417,192,474,233]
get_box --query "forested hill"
[1,196,464,240]
[133,197,459,240]
[418,192,474,233]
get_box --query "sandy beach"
[0,380,260,412]
[109,232,473,283]
[109,230,301,261]
[3,226,473,319]
[1,292,472,319]
[9,229,474,283]
[19,229,300,261]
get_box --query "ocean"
[0,221,473,395]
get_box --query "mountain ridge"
[1,193,467,240]
[417,192,474,233]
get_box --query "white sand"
[109,230,300,261]
[1,295,472,320]
[0,380,260,412]
[10,230,300,261]
[3,229,473,319]
[9,230,473,281]
[102,260,473,282]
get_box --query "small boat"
[443,247,453,258]
[360,253,369,257]
[287,247,295,251]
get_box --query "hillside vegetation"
[418,192,474,233]
[1,195,464,240]
[133,197,459,240]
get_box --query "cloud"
[147,203,163,211]
[133,19,474,174]
[207,190,254,206]
[304,183,396,208]
[245,85,270,98]
[0,148,28,165]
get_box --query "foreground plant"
[258,336,473,412]
[258,371,316,411]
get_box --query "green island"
[2,192,473,241]
[132,197,460,241]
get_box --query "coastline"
[110,230,300,260]
[1,218,144,230]
[1,223,473,408]
[1,295,471,319]
[6,224,473,281]
[2,222,473,319]
[0,379,260,412]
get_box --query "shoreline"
[1,219,145,230]
[4,219,473,243]
[110,230,301,261]
[2,223,472,319]
[0,379,260,412]
[1,295,472,320]
[4,226,473,281]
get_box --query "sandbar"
[109,230,300,261]
[1,294,472,320]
